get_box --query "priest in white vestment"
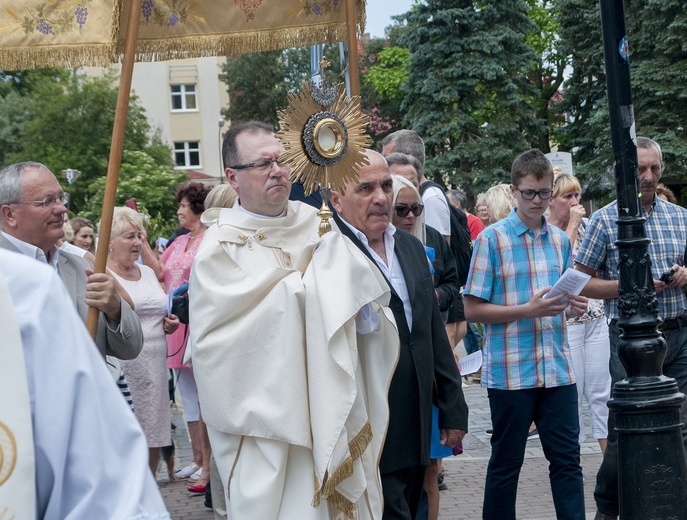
[0,248,169,520]
[189,121,399,519]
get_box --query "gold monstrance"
[277,58,372,235]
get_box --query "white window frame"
[170,83,198,112]
[174,141,201,169]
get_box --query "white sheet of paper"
[167,290,173,317]
[542,268,591,304]
[458,350,483,376]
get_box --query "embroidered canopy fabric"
[0,0,365,70]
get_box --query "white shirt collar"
[337,217,397,252]
[1,231,60,269]
[237,203,287,219]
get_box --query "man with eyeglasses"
[331,150,468,520]
[574,137,687,520]
[189,121,399,519]
[0,161,142,361]
[464,149,587,519]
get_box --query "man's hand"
[654,265,687,293]
[525,288,570,318]
[440,428,466,448]
[85,268,122,323]
[566,294,588,318]
[667,265,687,288]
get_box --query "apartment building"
[87,56,229,185]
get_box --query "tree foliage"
[361,42,409,143]
[399,0,541,197]
[555,0,687,196]
[524,0,567,153]
[80,150,186,238]
[0,70,173,216]
[221,45,343,127]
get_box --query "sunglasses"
[395,203,424,218]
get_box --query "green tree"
[4,70,172,215]
[365,46,410,102]
[629,0,687,176]
[399,0,541,197]
[554,0,687,197]
[0,69,69,97]
[553,0,610,195]
[362,43,409,144]
[221,45,343,127]
[0,90,31,166]
[81,150,186,239]
[525,0,567,153]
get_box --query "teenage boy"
[464,149,588,520]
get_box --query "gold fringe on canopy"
[0,0,121,71]
[0,0,365,70]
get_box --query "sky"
[363,0,415,39]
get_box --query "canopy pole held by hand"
[86,0,143,339]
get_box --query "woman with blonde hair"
[141,181,212,484]
[475,193,490,228]
[107,206,181,475]
[484,183,516,224]
[547,171,610,453]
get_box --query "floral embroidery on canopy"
[5,0,93,36]
[234,0,264,22]
[0,0,366,70]
[139,0,205,27]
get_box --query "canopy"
[0,0,365,337]
[0,0,365,70]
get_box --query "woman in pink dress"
[142,182,212,482]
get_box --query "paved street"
[159,378,603,519]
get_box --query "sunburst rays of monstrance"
[277,62,372,235]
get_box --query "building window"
[170,84,197,111]
[174,141,201,168]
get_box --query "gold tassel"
[313,422,373,520]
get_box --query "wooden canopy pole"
[86,0,143,338]
[345,0,361,97]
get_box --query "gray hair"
[0,161,51,206]
[385,152,423,183]
[636,136,663,164]
[381,129,425,176]
[447,189,467,210]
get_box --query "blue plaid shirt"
[575,197,687,320]
[464,209,576,390]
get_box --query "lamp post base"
[610,376,687,520]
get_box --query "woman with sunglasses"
[391,174,460,520]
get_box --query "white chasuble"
[0,271,36,519]
[190,201,399,519]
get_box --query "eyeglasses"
[229,157,289,173]
[395,203,424,218]
[15,192,68,207]
[515,188,553,201]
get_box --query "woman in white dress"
[107,207,181,475]
[548,171,610,453]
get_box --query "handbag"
[171,283,189,324]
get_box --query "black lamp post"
[599,1,687,518]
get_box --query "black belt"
[659,315,687,331]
